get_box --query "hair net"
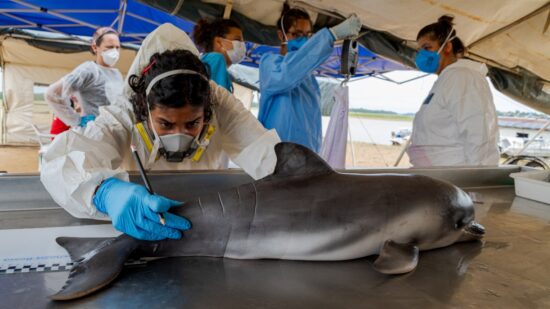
[123,23,200,99]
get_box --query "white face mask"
[101,48,120,67]
[145,102,200,163]
[142,70,214,164]
[158,133,198,162]
[224,39,246,65]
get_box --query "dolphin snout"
[458,221,485,242]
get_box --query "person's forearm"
[46,80,80,126]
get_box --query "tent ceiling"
[140,0,549,114]
[0,0,407,78]
[0,0,192,44]
[201,0,550,84]
[0,0,547,113]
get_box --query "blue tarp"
[0,0,407,77]
[0,0,193,43]
[242,43,407,78]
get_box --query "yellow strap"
[136,122,153,153]
[192,125,216,162]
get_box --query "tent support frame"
[116,0,128,33]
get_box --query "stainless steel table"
[1,167,549,308]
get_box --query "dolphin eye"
[455,218,466,229]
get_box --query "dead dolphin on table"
[51,142,485,300]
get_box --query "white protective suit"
[40,23,280,220]
[45,61,123,126]
[407,59,500,167]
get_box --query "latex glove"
[93,177,191,241]
[330,14,362,40]
[79,114,96,127]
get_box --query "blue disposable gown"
[258,28,335,152]
[201,52,233,92]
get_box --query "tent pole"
[117,0,128,34]
[347,125,356,168]
[223,0,234,19]
[393,138,411,167]
[514,120,550,156]
[10,0,98,31]
[170,0,185,15]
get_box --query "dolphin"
[51,142,485,300]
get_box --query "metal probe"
[130,144,166,225]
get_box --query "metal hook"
[341,74,350,87]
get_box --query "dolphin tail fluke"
[51,235,140,301]
[373,240,419,275]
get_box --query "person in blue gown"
[192,19,246,92]
[258,7,361,152]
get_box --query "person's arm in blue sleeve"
[202,53,233,92]
[260,28,335,95]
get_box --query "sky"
[346,70,542,114]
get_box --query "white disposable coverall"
[407,59,499,167]
[45,61,123,126]
[40,23,280,220]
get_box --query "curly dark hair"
[192,18,242,52]
[417,15,466,56]
[128,49,212,123]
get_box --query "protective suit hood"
[123,23,200,100]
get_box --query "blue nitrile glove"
[79,114,96,127]
[329,14,362,40]
[93,177,191,241]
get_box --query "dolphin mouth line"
[463,221,485,238]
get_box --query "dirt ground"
[0,142,409,173]
[0,145,40,173]
[346,142,410,168]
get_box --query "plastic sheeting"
[320,85,349,169]
[0,34,136,144]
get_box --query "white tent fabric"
[0,35,136,145]
[204,0,550,83]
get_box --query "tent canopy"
[0,0,406,145]
[241,43,406,79]
[0,0,406,78]
[0,1,547,109]
[0,0,192,44]
[139,0,550,115]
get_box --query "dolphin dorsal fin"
[271,142,334,178]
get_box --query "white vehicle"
[390,127,411,146]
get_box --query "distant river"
[322,116,550,146]
[250,108,550,146]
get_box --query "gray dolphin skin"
[51,142,485,300]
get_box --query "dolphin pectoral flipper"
[51,235,140,301]
[373,240,419,275]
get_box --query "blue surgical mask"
[287,37,308,52]
[415,49,440,74]
[415,27,456,74]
